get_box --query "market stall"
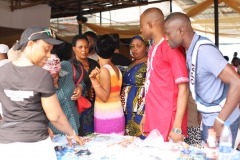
[52,130,209,160]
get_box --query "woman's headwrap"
[42,54,61,75]
[129,35,149,58]
[130,35,149,47]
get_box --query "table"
[52,132,209,160]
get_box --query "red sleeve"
[163,41,189,84]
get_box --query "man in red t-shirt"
[140,8,189,142]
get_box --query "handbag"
[72,63,91,113]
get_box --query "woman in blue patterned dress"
[43,54,85,136]
[121,35,148,139]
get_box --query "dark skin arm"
[89,67,111,102]
[168,83,189,142]
[213,64,240,138]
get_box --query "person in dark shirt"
[109,33,131,73]
[83,31,98,62]
[0,26,84,160]
[69,34,99,136]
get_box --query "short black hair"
[72,34,89,47]
[165,12,191,24]
[109,33,119,49]
[96,34,115,59]
[83,31,97,41]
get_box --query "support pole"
[170,0,172,13]
[214,0,219,47]
[78,0,82,35]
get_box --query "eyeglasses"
[28,28,55,40]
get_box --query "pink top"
[144,39,189,141]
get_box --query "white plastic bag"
[141,129,164,147]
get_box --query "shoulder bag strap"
[72,64,84,86]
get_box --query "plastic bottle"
[218,122,232,160]
[205,128,218,160]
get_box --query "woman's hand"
[66,134,85,147]
[48,127,54,139]
[89,67,100,79]
[71,85,83,100]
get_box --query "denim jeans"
[201,116,240,148]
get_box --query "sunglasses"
[28,28,55,40]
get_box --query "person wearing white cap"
[0,44,9,67]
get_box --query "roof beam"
[50,0,171,18]
[10,0,47,11]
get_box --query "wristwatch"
[172,128,182,135]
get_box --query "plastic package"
[218,122,232,160]
[205,128,218,160]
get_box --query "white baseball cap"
[0,44,9,54]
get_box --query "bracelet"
[93,84,100,88]
[65,130,76,139]
[216,116,225,125]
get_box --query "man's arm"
[214,64,240,136]
[169,82,189,142]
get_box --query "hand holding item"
[71,85,83,100]
[89,67,100,79]
[213,118,224,141]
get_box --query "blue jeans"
[201,116,239,148]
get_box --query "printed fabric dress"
[121,62,146,138]
[48,61,80,135]
[94,64,125,135]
